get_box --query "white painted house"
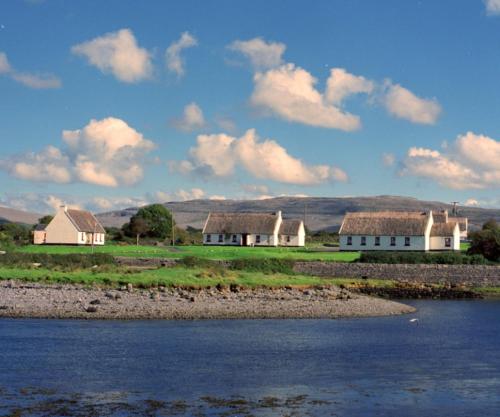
[202,211,305,247]
[339,210,460,252]
[34,205,106,245]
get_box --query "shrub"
[229,258,295,274]
[358,251,488,265]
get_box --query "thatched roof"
[203,212,280,234]
[449,216,468,232]
[339,211,430,236]
[279,219,303,235]
[430,222,457,237]
[66,209,105,233]
[433,210,448,224]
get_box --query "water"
[0,300,499,416]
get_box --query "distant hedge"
[0,253,116,269]
[230,258,295,274]
[358,251,488,265]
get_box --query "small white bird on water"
[409,318,419,324]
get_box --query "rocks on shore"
[0,280,415,320]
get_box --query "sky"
[1,0,500,214]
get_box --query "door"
[242,234,248,246]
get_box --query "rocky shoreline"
[0,280,415,320]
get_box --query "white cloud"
[171,102,206,132]
[382,81,441,124]
[165,31,197,77]
[171,129,348,186]
[1,117,155,187]
[251,64,363,130]
[242,184,269,195]
[72,29,152,83]
[0,50,61,88]
[382,152,396,167]
[0,52,11,73]
[228,37,285,69]
[209,195,226,200]
[485,0,500,15]
[400,132,500,189]
[464,198,479,207]
[325,68,374,105]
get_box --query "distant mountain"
[96,195,500,232]
[0,206,43,225]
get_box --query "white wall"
[203,233,278,246]
[279,223,306,247]
[429,225,460,251]
[45,210,80,245]
[33,231,46,245]
[339,235,427,251]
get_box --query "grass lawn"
[0,265,387,289]
[18,244,360,262]
[460,242,470,252]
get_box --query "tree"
[38,215,54,225]
[124,204,175,242]
[130,216,149,246]
[467,220,500,262]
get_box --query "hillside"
[0,206,43,225]
[96,196,500,232]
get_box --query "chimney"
[60,205,68,212]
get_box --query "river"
[0,300,499,416]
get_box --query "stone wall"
[293,262,500,287]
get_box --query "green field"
[18,244,360,262]
[0,265,386,289]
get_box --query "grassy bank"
[0,265,388,289]
[18,244,360,262]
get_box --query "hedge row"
[0,253,116,269]
[358,251,488,265]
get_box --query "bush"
[467,221,500,262]
[0,253,116,270]
[358,251,488,265]
[230,258,296,274]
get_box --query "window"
[445,237,451,248]
[375,236,380,246]
[405,237,410,247]
[218,234,224,243]
[286,235,291,243]
[256,235,261,243]
[347,236,352,246]
[361,236,366,246]
[232,235,237,243]
[206,234,211,243]
[390,236,396,246]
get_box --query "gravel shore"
[0,280,415,320]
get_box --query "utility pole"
[304,200,307,230]
[171,206,175,246]
[451,201,459,216]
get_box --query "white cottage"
[34,205,106,245]
[339,210,460,252]
[202,211,305,247]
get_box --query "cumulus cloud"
[382,81,441,125]
[153,188,205,202]
[485,0,500,15]
[464,198,480,207]
[242,184,269,195]
[0,51,61,88]
[228,37,286,69]
[165,32,197,77]
[171,129,348,185]
[400,132,500,189]
[325,68,374,105]
[72,29,152,83]
[171,102,206,132]
[251,64,363,130]
[1,117,155,187]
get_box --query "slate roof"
[203,212,280,234]
[279,219,303,235]
[66,209,105,233]
[430,222,457,237]
[339,211,430,236]
[34,224,47,231]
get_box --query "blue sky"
[1,0,500,213]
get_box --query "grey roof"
[430,222,457,237]
[203,212,280,234]
[66,209,106,233]
[34,224,47,231]
[339,211,430,236]
[279,219,303,235]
